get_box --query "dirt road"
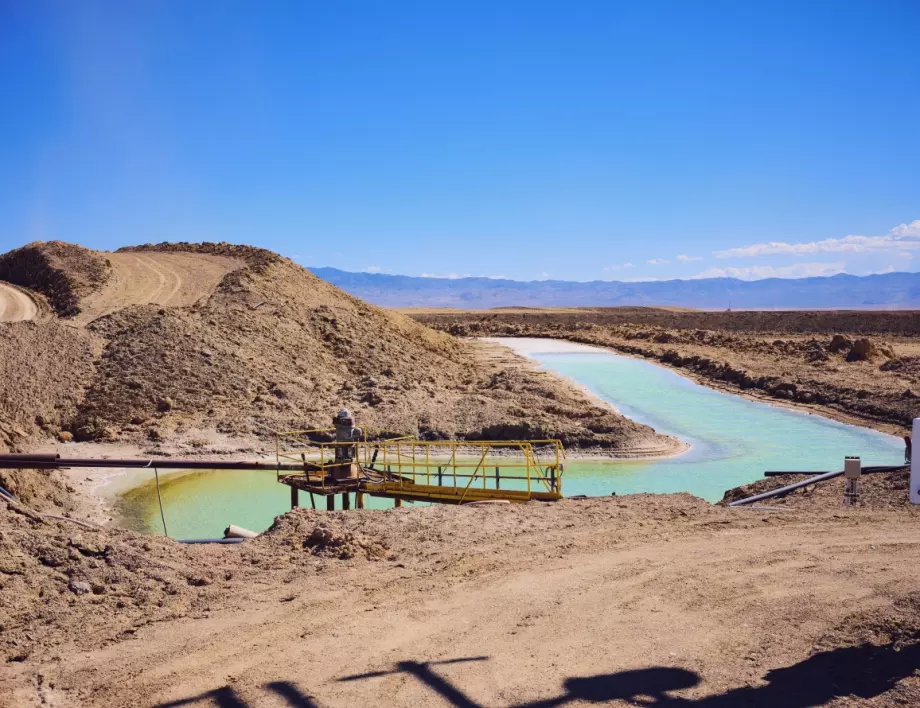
[72,252,242,325]
[0,281,38,322]
[9,497,919,707]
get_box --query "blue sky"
[1,0,918,282]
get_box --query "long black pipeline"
[0,455,308,472]
[731,464,909,507]
[764,465,908,477]
[0,453,60,462]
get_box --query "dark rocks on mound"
[829,334,854,353]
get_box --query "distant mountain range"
[309,268,920,310]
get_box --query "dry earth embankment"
[412,308,920,434]
[0,242,678,455]
[3,476,920,706]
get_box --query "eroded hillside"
[0,242,678,454]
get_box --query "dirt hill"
[0,321,99,451]
[0,241,111,317]
[0,241,677,454]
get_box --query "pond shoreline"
[485,335,905,438]
[117,339,904,537]
[21,338,905,532]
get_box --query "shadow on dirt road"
[155,641,920,707]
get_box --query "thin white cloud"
[420,273,507,280]
[676,254,703,262]
[690,262,846,281]
[647,258,669,265]
[365,265,381,273]
[603,263,635,272]
[715,220,920,258]
[536,272,550,280]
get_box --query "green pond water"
[116,347,904,539]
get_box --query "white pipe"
[224,524,259,539]
[911,418,919,504]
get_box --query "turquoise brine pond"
[115,347,904,539]
[532,351,902,501]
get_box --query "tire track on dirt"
[0,281,39,322]
[72,252,242,325]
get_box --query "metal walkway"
[275,430,565,509]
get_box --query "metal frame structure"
[275,430,565,506]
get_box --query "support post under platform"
[342,492,351,510]
[326,495,335,511]
[290,486,299,510]
[356,492,364,509]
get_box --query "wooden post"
[342,492,351,510]
[394,497,402,508]
[356,492,365,509]
[290,485,299,510]
[326,495,335,511]
[495,466,500,490]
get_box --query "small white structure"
[912,418,920,504]
[844,456,860,506]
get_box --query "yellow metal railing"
[274,431,565,499]
[274,427,414,490]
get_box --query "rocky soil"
[0,242,678,455]
[412,308,920,434]
[0,321,100,452]
[3,470,920,706]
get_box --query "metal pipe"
[224,524,258,539]
[764,465,906,478]
[0,453,60,462]
[764,470,831,477]
[729,470,843,506]
[0,463,64,469]
[0,485,18,502]
[0,454,306,472]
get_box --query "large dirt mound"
[0,241,111,316]
[0,321,100,451]
[45,242,672,451]
[71,251,244,325]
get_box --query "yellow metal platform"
[274,430,564,507]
